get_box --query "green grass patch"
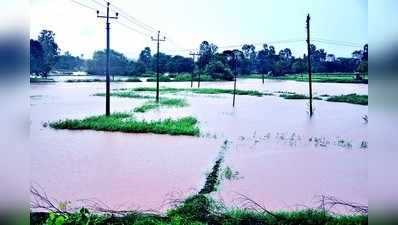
[279,93,322,100]
[134,98,188,113]
[248,73,368,84]
[66,78,142,83]
[30,77,56,83]
[93,92,154,99]
[49,113,200,136]
[147,76,172,82]
[131,87,265,97]
[279,93,309,100]
[327,94,368,105]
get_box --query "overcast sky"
[30,0,368,59]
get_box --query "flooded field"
[30,77,368,212]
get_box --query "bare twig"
[316,195,368,215]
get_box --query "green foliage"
[147,76,172,82]
[93,92,154,99]
[86,50,145,76]
[279,93,309,100]
[130,87,265,97]
[33,201,367,225]
[30,77,56,83]
[37,30,60,77]
[134,98,188,113]
[54,51,85,72]
[327,94,368,105]
[45,208,107,225]
[205,60,234,81]
[167,195,217,223]
[357,61,368,74]
[50,113,200,136]
[65,78,142,83]
[269,73,368,84]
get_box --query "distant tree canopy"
[30,30,60,77]
[30,31,368,80]
[87,50,145,76]
[54,52,85,71]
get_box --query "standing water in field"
[30,79,367,212]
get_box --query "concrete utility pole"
[306,14,313,117]
[189,52,200,88]
[151,31,166,102]
[97,2,118,116]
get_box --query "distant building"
[325,54,336,62]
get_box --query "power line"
[89,0,107,8]
[105,1,158,33]
[312,37,364,46]
[114,20,152,38]
[312,40,362,48]
[69,0,97,12]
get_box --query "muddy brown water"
[30,78,367,212]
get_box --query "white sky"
[30,0,368,59]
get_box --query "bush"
[206,61,234,81]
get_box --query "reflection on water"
[30,79,367,212]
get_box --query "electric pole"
[151,31,166,102]
[189,52,200,88]
[97,2,118,116]
[306,14,313,117]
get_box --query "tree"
[198,41,218,70]
[87,49,130,75]
[30,39,45,75]
[357,61,368,74]
[54,52,85,71]
[206,60,233,81]
[38,30,60,77]
[167,55,194,73]
[138,47,152,71]
[291,59,306,74]
[151,52,172,74]
[242,44,257,73]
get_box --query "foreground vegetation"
[31,194,367,225]
[134,98,188,113]
[50,113,199,136]
[327,94,368,105]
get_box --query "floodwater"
[30,77,368,213]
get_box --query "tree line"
[30,30,368,80]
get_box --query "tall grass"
[50,113,200,136]
[327,94,368,105]
[134,98,188,113]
